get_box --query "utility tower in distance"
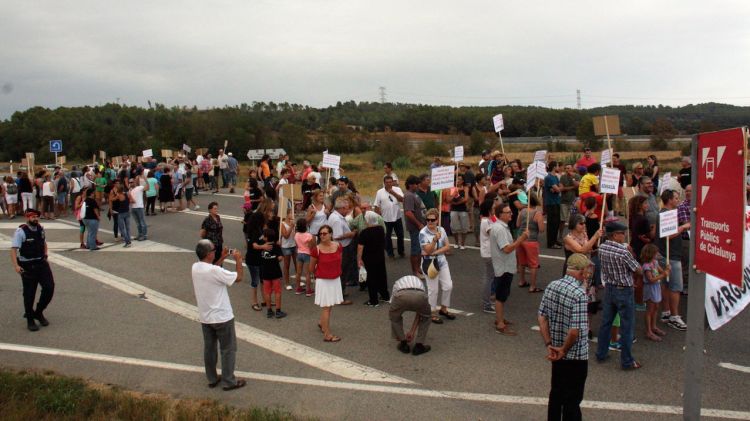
[576,89,581,110]
[379,86,387,103]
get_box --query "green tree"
[420,140,449,157]
[278,122,308,154]
[649,117,676,150]
[468,130,488,155]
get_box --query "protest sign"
[99,150,106,160]
[247,149,264,160]
[322,152,341,170]
[593,115,621,136]
[431,165,455,191]
[454,146,464,162]
[492,114,504,132]
[533,150,547,162]
[659,172,672,194]
[600,148,612,166]
[161,149,173,158]
[183,144,191,153]
[659,209,679,238]
[143,149,153,158]
[599,167,621,194]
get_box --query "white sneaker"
[459,245,466,250]
[285,285,293,291]
[300,281,306,287]
[660,312,671,323]
[453,244,459,249]
[193,205,200,210]
[668,315,687,331]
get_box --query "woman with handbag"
[419,208,455,324]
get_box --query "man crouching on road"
[538,253,592,421]
[389,275,432,356]
[191,239,246,391]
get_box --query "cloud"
[1,0,749,118]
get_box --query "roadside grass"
[0,368,308,421]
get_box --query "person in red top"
[575,148,597,174]
[309,224,344,342]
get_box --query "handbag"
[421,256,441,279]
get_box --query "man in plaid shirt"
[595,221,643,370]
[538,253,592,421]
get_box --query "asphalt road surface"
[1,191,748,420]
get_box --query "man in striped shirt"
[538,253,592,421]
[389,275,431,355]
[595,221,643,370]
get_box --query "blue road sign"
[49,139,63,153]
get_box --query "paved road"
[1,191,748,420]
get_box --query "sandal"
[438,310,456,320]
[251,304,261,311]
[623,361,643,370]
[529,288,544,293]
[431,317,444,324]
[324,335,341,342]
[517,282,530,288]
[495,325,517,336]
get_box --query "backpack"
[6,182,18,195]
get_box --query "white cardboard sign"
[454,146,464,162]
[322,153,341,170]
[492,114,504,133]
[182,144,191,153]
[659,209,679,238]
[599,167,621,194]
[247,149,265,160]
[659,172,672,194]
[142,149,153,158]
[533,150,547,162]
[431,165,456,191]
[600,148,612,166]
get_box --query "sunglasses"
[426,218,437,222]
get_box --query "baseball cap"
[605,221,628,233]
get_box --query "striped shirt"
[390,276,427,303]
[678,198,690,240]
[599,240,640,287]
[538,275,589,360]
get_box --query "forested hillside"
[0,101,747,162]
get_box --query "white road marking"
[2,342,749,420]
[1,241,83,251]
[38,247,413,385]
[719,363,750,374]
[0,222,77,230]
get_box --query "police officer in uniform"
[11,209,55,331]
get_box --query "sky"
[1,0,749,119]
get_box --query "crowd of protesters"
[7,145,700,417]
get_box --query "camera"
[228,248,236,255]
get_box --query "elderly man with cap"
[389,275,432,355]
[538,253,593,421]
[11,209,55,331]
[595,221,643,370]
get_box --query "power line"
[379,86,386,103]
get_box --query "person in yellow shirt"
[578,163,601,195]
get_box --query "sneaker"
[453,244,459,249]
[285,285,293,291]
[267,309,274,318]
[295,287,305,295]
[482,306,496,314]
[300,281,306,287]
[305,289,314,297]
[193,205,200,210]
[459,245,466,250]
[397,340,411,354]
[635,303,647,312]
[660,312,671,323]
[363,301,380,308]
[123,242,132,248]
[608,341,622,351]
[668,315,687,331]
[275,310,287,319]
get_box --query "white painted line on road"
[181,209,244,221]
[1,241,83,251]
[39,248,413,385]
[719,363,750,374]
[2,342,749,420]
[0,222,77,230]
